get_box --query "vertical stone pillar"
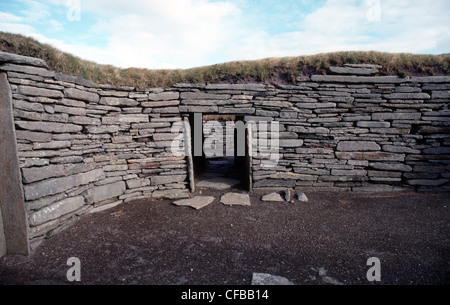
[0,72,29,255]
[0,207,6,257]
[184,117,195,193]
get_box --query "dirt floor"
[0,190,449,285]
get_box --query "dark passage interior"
[190,114,249,191]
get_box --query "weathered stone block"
[287,126,329,134]
[179,105,218,113]
[357,121,390,128]
[413,166,445,173]
[28,196,85,227]
[382,145,420,154]
[372,112,421,120]
[64,88,99,103]
[84,125,119,134]
[205,84,266,91]
[33,141,71,150]
[153,133,180,141]
[152,189,189,199]
[180,92,230,100]
[279,139,304,147]
[422,147,450,155]
[369,162,412,172]
[219,107,255,114]
[269,172,314,180]
[295,148,334,154]
[14,109,68,123]
[148,92,179,101]
[15,121,82,133]
[431,90,450,99]
[54,105,87,116]
[99,97,138,107]
[331,169,367,176]
[367,171,402,178]
[18,86,63,98]
[0,52,48,68]
[337,141,381,152]
[370,128,411,135]
[23,169,104,201]
[152,107,180,113]
[51,156,84,164]
[69,116,101,125]
[151,175,187,185]
[13,99,45,112]
[336,152,405,162]
[102,114,149,124]
[16,130,52,142]
[384,93,430,100]
[84,181,126,204]
[311,75,406,84]
[407,179,449,186]
[253,179,296,188]
[112,135,133,143]
[328,66,378,76]
[142,100,180,107]
[103,164,128,171]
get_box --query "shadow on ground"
[0,190,449,285]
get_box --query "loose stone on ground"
[296,192,308,202]
[220,193,251,206]
[251,273,294,285]
[173,196,215,210]
[261,192,284,202]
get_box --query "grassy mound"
[1,32,449,88]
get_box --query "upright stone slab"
[0,73,29,254]
[0,207,6,257]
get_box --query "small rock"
[285,188,291,202]
[220,193,251,206]
[173,196,215,210]
[261,192,284,202]
[296,192,308,202]
[251,273,294,285]
[44,105,55,114]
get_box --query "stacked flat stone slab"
[1,52,189,249]
[1,52,449,250]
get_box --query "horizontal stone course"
[23,169,104,201]
[64,88,99,103]
[28,196,85,227]
[84,181,126,204]
[16,121,82,133]
[18,86,63,98]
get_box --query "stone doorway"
[187,114,252,192]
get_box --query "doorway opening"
[187,114,251,192]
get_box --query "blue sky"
[1,0,449,69]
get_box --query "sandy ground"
[0,190,449,285]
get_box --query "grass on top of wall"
[1,31,449,89]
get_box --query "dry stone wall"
[0,52,449,251]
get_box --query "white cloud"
[1,0,449,69]
[49,19,63,32]
[224,0,450,60]
[0,11,24,22]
